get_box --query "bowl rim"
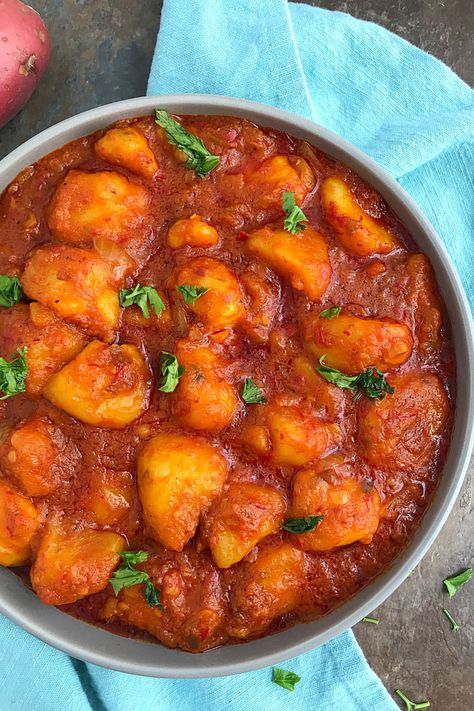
[0,93,473,678]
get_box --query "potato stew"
[0,111,454,652]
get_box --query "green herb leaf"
[119,550,148,565]
[155,109,220,178]
[241,378,267,404]
[109,550,164,610]
[145,580,164,610]
[120,284,165,319]
[0,275,22,307]
[362,616,380,625]
[443,568,472,597]
[176,284,209,306]
[0,347,28,400]
[272,667,301,692]
[282,191,308,235]
[109,566,149,596]
[395,689,431,710]
[282,515,324,533]
[316,356,394,401]
[442,608,460,632]
[319,306,341,319]
[159,351,184,393]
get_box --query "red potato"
[0,0,50,128]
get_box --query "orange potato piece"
[303,313,413,374]
[44,340,151,428]
[290,464,381,551]
[240,267,281,344]
[0,482,39,566]
[242,403,340,467]
[321,175,398,256]
[80,469,135,527]
[249,155,315,208]
[137,433,227,551]
[358,370,449,471]
[0,303,87,396]
[203,482,286,568]
[95,127,159,179]
[171,341,238,433]
[46,169,152,250]
[290,355,344,420]
[246,224,331,301]
[21,244,121,342]
[228,543,306,638]
[4,416,78,497]
[31,523,125,605]
[167,214,219,249]
[173,256,246,330]
[407,253,443,359]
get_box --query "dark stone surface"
[0,1,472,708]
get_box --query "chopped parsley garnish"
[241,378,267,404]
[362,616,380,625]
[159,351,184,392]
[155,109,220,178]
[0,347,28,399]
[119,284,165,319]
[316,356,394,402]
[282,515,324,533]
[282,191,308,235]
[0,275,22,307]
[395,689,430,710]
[271,667,301,692]
[443,568,472,597]
[442,608,460,632]
[319,306,341,319]
[109,550,163,610]
[176,284,209,305]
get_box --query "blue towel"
[2,2,473,709]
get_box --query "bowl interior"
[0,95,473,677]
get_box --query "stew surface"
[0,112,454,652]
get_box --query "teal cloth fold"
[2,1,473,709]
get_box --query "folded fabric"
[2,1,473,709]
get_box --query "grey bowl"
[0,95,472,678]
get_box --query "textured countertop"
[0,2,472,709]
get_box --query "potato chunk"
[44,340,151,428]
[95,127,159,179]
[249,155,315,208]
[173,257,246,330]
[137,433,227,551]
[240,266,281,343]
[3,416,78,497]
[202,482,286,568]
[0,303,87,396]
[321,176,398,256]
[30,523,125,605]
[228,543,305,638]
[21,244,121,342]
[407,253,443,359]
[246,224,331,301]
[290,461,381,551]
[242,402,340,467]
[0,482,38,566]
[290,355,344,420]
[46,170,152,253]
[167,214,219,249]
[77,469,135,527]
[303,313,413,374]
[358,370,449,471]
[171,340,238,433]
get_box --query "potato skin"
[321,176,398,256]
[173,256,246,330]
[227,543,306,638]
[3,416,78,497]
[44,340,151,429]
[30,523,125,605]
[21,243,121,342]
[167,214,219,249]
[290,460,381,551]
[137,433,228,551]
[246,224,331,301]
[0,481,39,566]
[249,155,315,208]
[358,370,449,471]
[303,313,413,374]
[202,482,286,568]
[95,127,159,179]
